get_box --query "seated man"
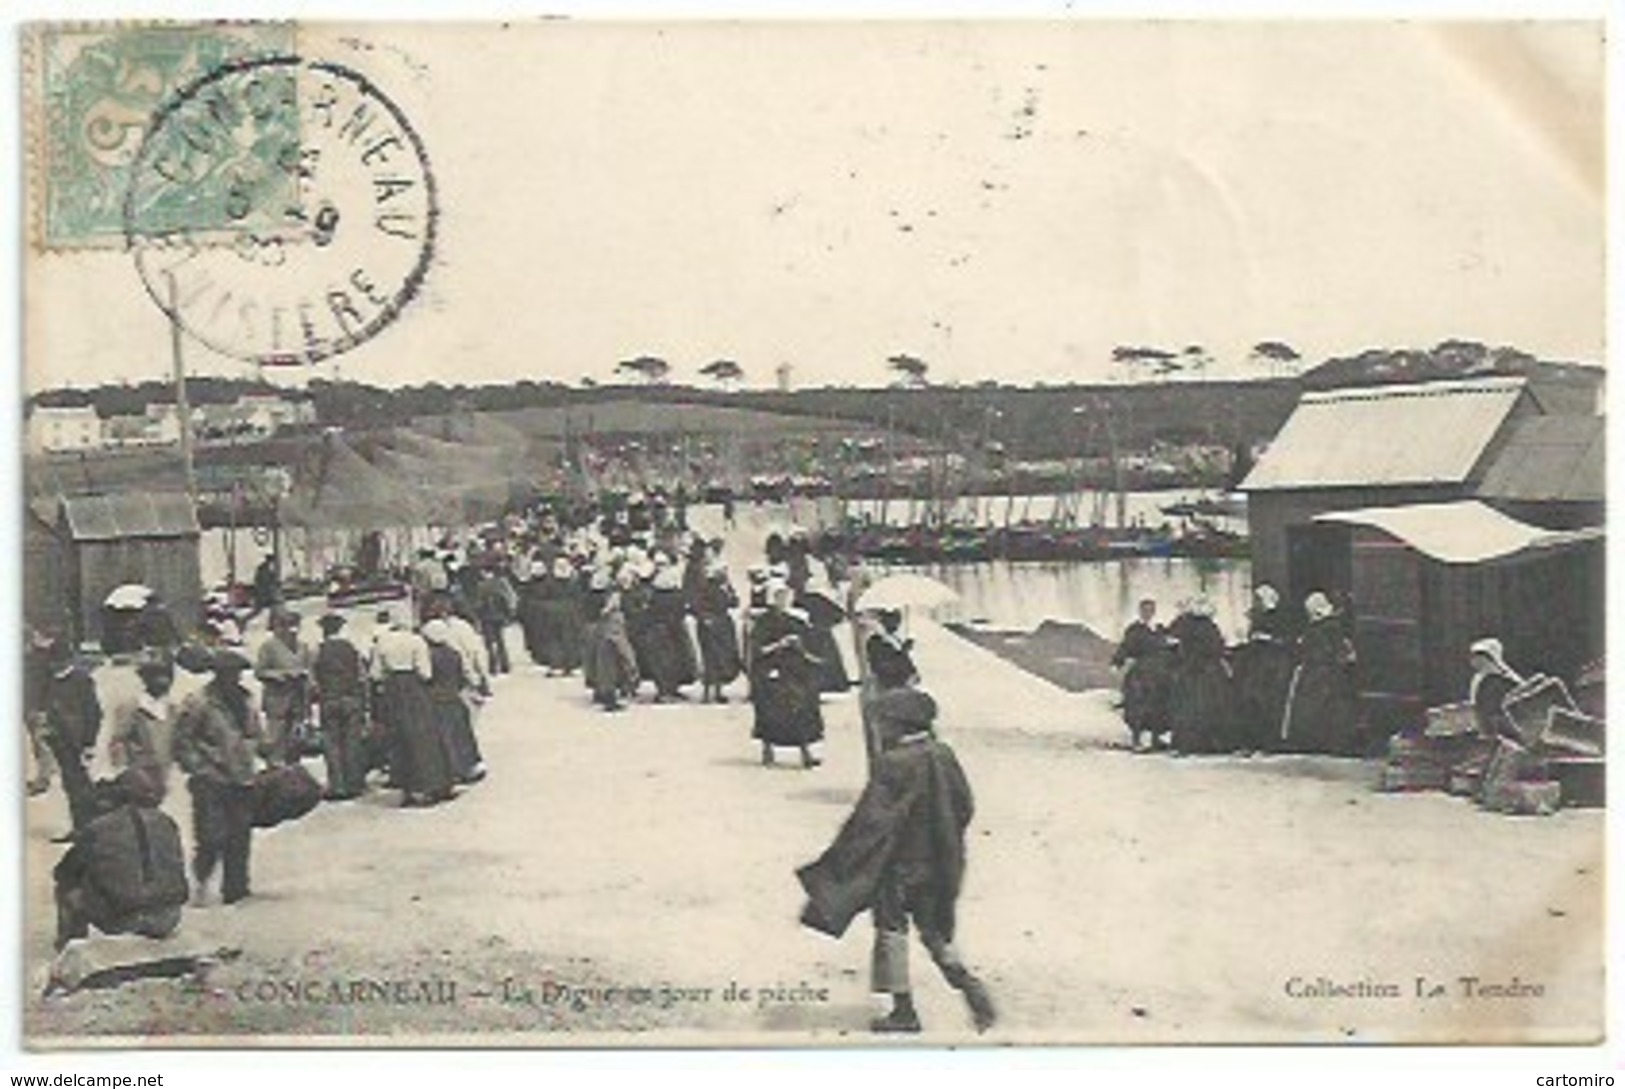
[1468,637,1525,740]
[52,771,188,951]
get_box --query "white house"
[238,393,317,436]
[27,405,102,454]
[145,403,184,445]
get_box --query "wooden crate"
[1482,778,1562,817]
[1503,675,1577,748]
[1547,759,1605,808]
[1380,763,1450,792]
[1541,707,1606,758]
[1425,702,1479,739]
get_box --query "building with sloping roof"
[1475,415,1605,529]
[1239,378,1604,742]
[1239,377,1541,597]
[54,492,202,645]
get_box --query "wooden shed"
[1239,377,1541,598]
[1310,501,1603,736]
[23,499,73,639]
[56,492,203,646]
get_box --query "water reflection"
[910,557,1254,641]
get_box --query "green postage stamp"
[26,21,297,250]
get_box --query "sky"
[25,19,1606,392]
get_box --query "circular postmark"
[123,55,436,366]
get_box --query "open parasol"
[855,572,959,614]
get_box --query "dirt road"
[24,518,1602,1046]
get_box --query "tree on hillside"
[887,353,930,388]
[1111,345,1180,382]
[1433,339,1489,372]
[1179,344,1212,380]
[1250,340,1301,378]
[699,359,745,389]
[616,355,671,385]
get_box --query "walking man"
[173,649,262,906]
[797,686,996,1035]
[474,565,517,676]
[255,608,310,765]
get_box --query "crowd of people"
[27,489,1005,1034]
[1110,585,1363,757]
[1110,586,1546,758]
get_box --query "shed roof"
[60,492,200,541]
[1475,415,1604,506]
[1240,377,1528,492]
[1314,500,1602,565]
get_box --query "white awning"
[1313,501,1602,565]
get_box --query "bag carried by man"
[251,764,323,829]
[78,806,189,916]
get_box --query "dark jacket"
[48,667,103,752]
[797,728,974,941]
[173,681,262,786]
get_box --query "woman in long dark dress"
[748,584,825,769]
[1231,583,1296,753]
[369,614,456,807]
[796,586,852,693]
[517,560,551,668]
[1112,598,1174,751]
[422,619,485,784]
[1167,598,1236,755]
[585,573,641,712]
[533,557,585,675]
[690,559,743,703]
[644,566,700,700]
[1279,591,1359,755]
[620,566,656,696]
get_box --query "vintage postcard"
[18,19,1605,1048]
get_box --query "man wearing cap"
[312,613,369,800]
[173,649,263,905]
[473,565,517,677]
[39,637,103,832]
[107,652,178,803]
[255,608,310,766]
[797,686,996,1035]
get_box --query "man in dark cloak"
[797,687,995,1035]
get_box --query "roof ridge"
[1301,376,1527,404]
